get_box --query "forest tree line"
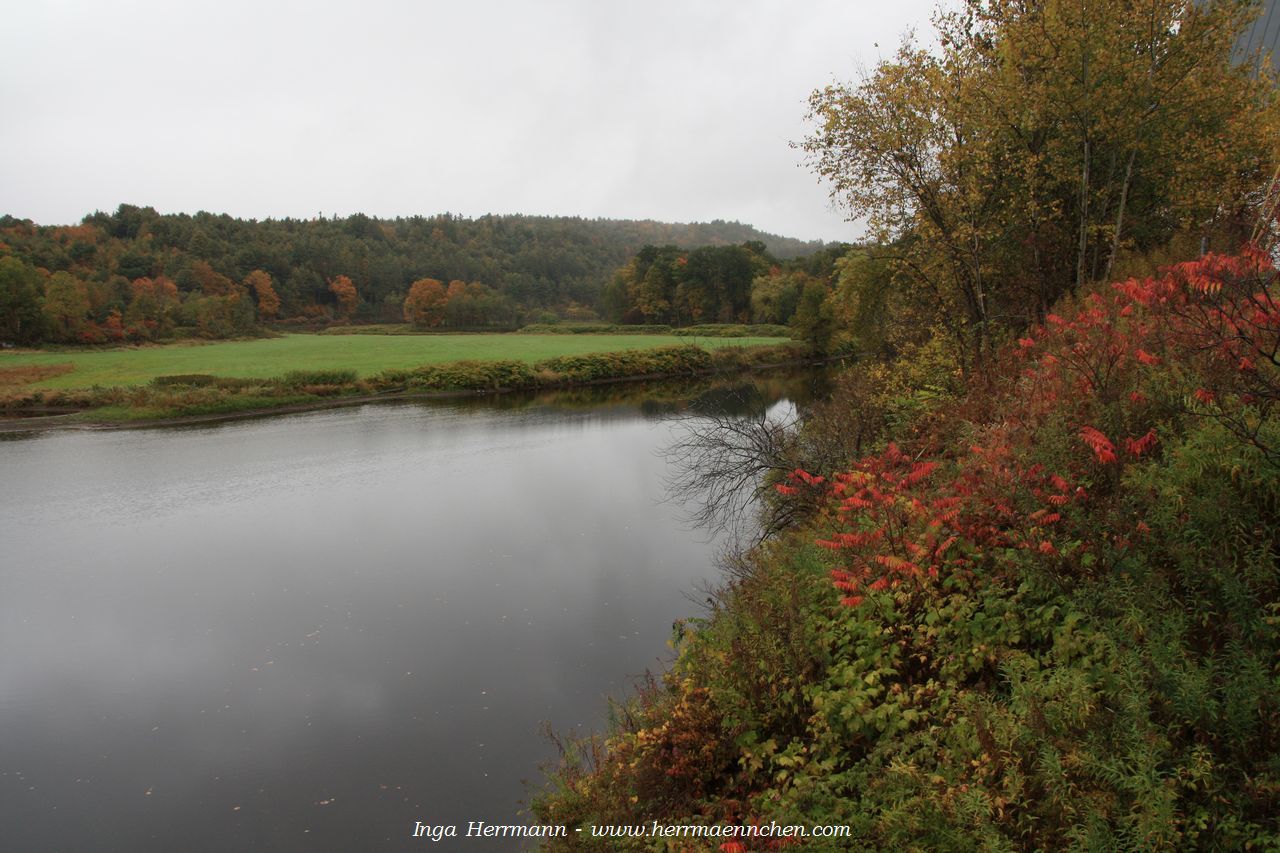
[0,208,828,345]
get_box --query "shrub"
[150,373,218,387]
[707,342,808,371]
[277,368,359,388]
[535,345,712,383]
[407,360,537,391]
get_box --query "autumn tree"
[603,242,773,326]
[125,275,180,338]
[633,258,675,324]
[329,274,358,319]
[0,256,45,343]
[102,309,125,342]
[802,0,1280,368]
[750,268,806,325]
[244,269,280,319]
[42,271,91,341]
[601,269,632,322]
[789,279,836,353]
[403,278,447,327]
[188,259,236,296]
[443,280,513,327]
[184,290,255,338]
[189,296,235,338]
[827,245,922,357]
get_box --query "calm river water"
[0,373,827,851]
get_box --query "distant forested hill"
[0,206,826,322]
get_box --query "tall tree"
[790,279,836,353]
[125,275,180,338]
[329,274,358,318]
[188,259,237,296]
[0,257,45,343]
[802,0,1279,366]
[42,271,91,342]
[751,267,807,325]
[403,278,447,327]
[244,270,280,319]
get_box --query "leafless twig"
[660,387,805,551]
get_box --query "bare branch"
[660,387,804,548]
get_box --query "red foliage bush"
[777,245,1279,606]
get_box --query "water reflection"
[0,370,826,851]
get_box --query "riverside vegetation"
[535,247,1280,850]
[534,0,1280,849]
[0,338,806,423]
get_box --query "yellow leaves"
[804,0,1279,362]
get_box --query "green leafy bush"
[407,359,537,391]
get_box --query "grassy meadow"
[0,332,789,391]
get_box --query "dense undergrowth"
[532,249,1280,849]
[0,342,809,421]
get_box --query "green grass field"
[0,333,790,390]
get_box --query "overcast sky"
[1,0,940,242]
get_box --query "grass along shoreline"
[0,332,789,391]
[0,341,816,428]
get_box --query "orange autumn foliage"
[403,278,447,327]
[329,275,358,318]
[244,270,280,319]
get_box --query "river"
[0,372,827,851]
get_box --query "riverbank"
[533,252,1280,848]
[0,342,824,432]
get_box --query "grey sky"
[1,0,939,242]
